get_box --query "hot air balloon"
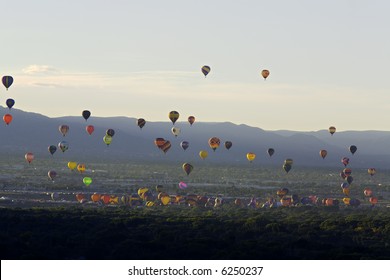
[343,168,352,177]
[2,76,13,90]
[201,65,211,77]
[154,138,166,149]
[199,150,208,160]
[369,197,378,206]
[341,157,349,167]
[261,69,270,80]
[319,149,327,159]
[225,141,233,150]
[59,125,69,136]
[137,188,149,200]
[83,177,92,187]
[160,140,171,154]
[51,192,59,201]
[161,195,170,206]
[103,135,112,146]
[349,145,357,155]
[82,110,91,121]
[169,111,180,125]
[75,193,85,202]
[58,141,69,152]
[267,148,275,157]
[137,118,146,130]
[48,170,57,181]
[182,163,193,176]
[363,188,373,197]
[48,145,57,155]
[342,197,351,205]
[67,161,77,171]
[346,175,353,185]
[180,141,189,151]
[188,116,195,126]
[101,194,111,204]
[208,137,220,151]
[77,163,86,173]
[277,188,289,198]
[368,168,376,176]
[86,125,94,135]
[343,188,350,196]
[91,193,101,202]
[3,114,12,125]
[106,129,115,137]
[25,152,34,164]
[283,163,292,173]
[329,126,336,135]
[171,127,181,137]
[179,181,188,189]
[340,182,349,189]
[6,99,14,109]
[246,152,256,163]
[349,198,361,207]
[340,171,347,180]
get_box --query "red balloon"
[86,125,95,135]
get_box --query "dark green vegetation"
[1,206,390,260]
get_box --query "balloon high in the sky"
[137,118,146,130]
[160,140,171,154]
[267,148,275,157]
[319,149,327,159]
[329,126,336,135]
[199,150,208,160]
[171,127,181,137]
[106,129,115,137]
[225,141,233,150]
[67,161,77,171]
[341,157,349,167]
[59,125,69,137]
[180,141,189,151]
[154,138,166,149]
[208,137,221,151]
[48,145,57,155]
[103,135,112,146]
[6,99,14,109]
[58,141,69,152]
[246,152,256,163]
[261,69,270,80]
[77,163,86,173]
[169,111,179,125]
[83,177,92,187]
[182,163,193,176]
[48,170,57,181]
[283,163,292,173]
[82,110,91,121]
[201,65,211,77]
[368,168,376,177]
[188,116,195,126]
[2,76,13,90]
[25,152,34,164]
[349,145,357,155]
[179,181,188,190]
[86,125,94,135]
[3,114,12,125]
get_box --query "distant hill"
[1,106,389,168]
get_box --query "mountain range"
[1,106,389,168]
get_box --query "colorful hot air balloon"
[154,138,166,149]
[67,161,77,171]
[180,141,189,151]
[160,140,171,154]
[261,69,270,80]
[319,149,327,159]
[369,197,378,206]
[2,76,13,90]
[267,148,275,157]
[6,99,14,109]
[329,126,336,135]
[59,125,69,136]
[182,163,193,176]
[363,188,373,197]
[171,127,181,137]
[25,152,34,164]
[340,182,349,189]
[277,188,289,198]
[106,129,115,137]
[199,150,208,160]
[137,118,146,130]
[346,175,353,185]
[48,170,57,181]
[368,168,376,177]
[82,110,91,121]
[283,163,292,173]
[83,177,92,187]
[169,111,180,125]
[179,181,188,190]
[349,145,357,155]
[91,193,101,202]
[86,125,95,135]
[341,157,349,167]
[201,65,211,77]
[77,163,86,173]
[48,145,57,155]
[188,116,195,126]
[343,168,352,177]
[58,141,69,152]
[246,152,256,163]
[225,141,233,150]
[208,137,220,151]
[103,135,112,146]
[3,114,12,125]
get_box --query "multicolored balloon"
[319,149,327,159]
[2,76,13,90]
[188,116,195,126]
[368,168,376,177]
[208,137,221,151]
[58,141,69,152]
[179,181,188,189]
[329,126,336,135]
[169,111,180,125]
[59,125,69,137]
[201,65,211,77]
[341,157,349,167]
[25,152,34,164]
[180,141,189,151]
[137,118,146,130]
[182,163,193,176]
[171,127,181,137]
[261,69,270,80]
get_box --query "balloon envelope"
[103,135,112,146]
[48,170,57,180]
[319,149,327,159]
[25,152,34,164]
[188,116,195,126]
[261,69,270,80]
[106,129,115,137]
[182,163,193,175]
[82,110,91,121]
[179,181,188,189]
[137,118,146,129]
[201,65,211,77]
[48,145,57,155]
[59,125,69,136]
[368,168,376,176]
[267,148,275,157]
[246,152,256,162]
[6,99,15,109]
[3,114,12,125]
[58,141,69,152]
[2,76,13,90]
[225,141,233,150]
[168,111,180,125]
[180,141,189,151]
[329,126,336,135]
[83,177,92,187]
[86,125,94,135]
[67,161,77,170]
[349,145,357,155]
[208,137,221,151]
[199,150,208,159]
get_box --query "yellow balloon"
[161,196,170,206]
[246,152,256,162]
[103,135,112,146]
[67,161,77,170]
[77,163,86,173]
[199,150,208,160]
[343,197,351,205]
[137,187,148,199]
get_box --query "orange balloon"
[91,193,101,202]
[261,69,270,80]
[3,114,12,125]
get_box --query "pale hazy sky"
[1,0,389,131]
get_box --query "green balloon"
[83,177,92,187]
[103,135,112,146]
